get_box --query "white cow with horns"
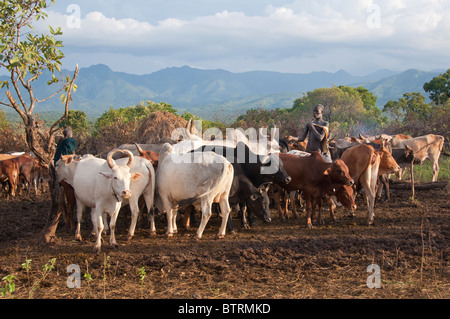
[55,149,145,253]
[155,143,234,240]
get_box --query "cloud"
[36,0,450,74]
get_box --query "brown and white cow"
[278,152,354,228]
[341,143,400,225]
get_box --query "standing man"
[289,104,331,161]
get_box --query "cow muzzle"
[122,190,132,199]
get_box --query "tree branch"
[5,90,27,123]
[35,86,65,103]
[48,65,80,149]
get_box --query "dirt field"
[0,184,449,300]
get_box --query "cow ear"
[131,173,143,181]
[99,172,113,179]
[323,168,331,176]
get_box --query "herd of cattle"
[0,120,446,253]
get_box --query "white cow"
[55,149,142,253]
[156,143,234,240]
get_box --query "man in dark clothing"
[289,104,331,161]
[53,127,77,166]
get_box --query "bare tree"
[0,0,79,243]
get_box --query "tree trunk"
[40,165,65,244]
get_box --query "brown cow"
[0,158,19,197]
[134,143,159,169]
[341,143,400,225]
[325,185,357,223]
[278,152,354,228]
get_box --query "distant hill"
[0,64,443,120]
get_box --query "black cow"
[227,166,271,232]
[187,142,291,230]
[194,142,291,187]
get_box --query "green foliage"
[423,69,450,105]
[383,92,431,123]
[0,109,9,130]
[59,109,89,135]
[0,0,61,74]
[1,275,17,298]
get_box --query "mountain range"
[0,64,444,120]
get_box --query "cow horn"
[122,150,134,168]
[258,182,273,192]
[135,143,144,155]
[107,149,120,169]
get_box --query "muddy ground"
[0,184,448,300]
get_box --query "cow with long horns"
[55,149,142,253]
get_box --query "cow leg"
[241,205,250,229]
[161,197,175,237]
[61,181,75,232]
[273,187,285,221]
[304,193,313,228]
[360,169,376,225]
[148,208,156,236]
[172,208,178,234]
[92,208,105,253]
[182,206,193,231]
[96,212,109,235]
[327,196,337,222]
[227,203,239,233]
[317,198,325,225]
[431,156,440,182]
[217,197,231,239]
[108,203,122,249]
[196,200,213,240]
[75,198,84,242]
[127,198,140,241]
[289,191,297,218]
[378,175,390,202]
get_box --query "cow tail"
[356,145,376,183]
[438,136,449,156]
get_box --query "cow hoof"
[215,235,225,240]
[111,243,119,249]
[149,231,157,237]
[127,235,133,242]
[166,233,174,238]
[195,236,201,241]
[75,236,83,242]
[307,223,314,229]
[93,247,101,254]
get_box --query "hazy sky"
[31,0,450,75]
